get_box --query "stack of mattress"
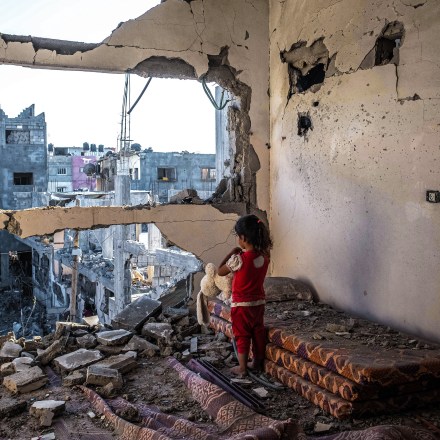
[207,298,440,419]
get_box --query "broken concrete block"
[30,400,65,427]
[76,333,97,349]
[122,335,158,353]
[0,396,27,417]
[72,329,89,337]
[0,362,15,377]
[31,433,55,440]
[12,357,34,372]
[54,322,89,340]
[95,351,137,374]
[0,332,14,349]
[96,329,132,346]
[3,366,48,393]
[97,381,119,398]
[162,307,189,322]
[53,349,103,373]
[35,338,67,366]
[0,341,22,361]
[82,315,100,326]
[23,337,43,352]
[111,295,161,332]
[252,387,269,399]
[141,322,173,342]
[264,277,314,302]
[62,369,86,387]
[86,365,123,388]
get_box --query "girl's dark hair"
[234,214,273,255]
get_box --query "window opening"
[157,167,176,181]
[13,172,33,185]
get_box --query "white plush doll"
[197,263,233,325]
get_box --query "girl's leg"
[249,305,266,371]
[231,351,248,377]
[231,307,252,377]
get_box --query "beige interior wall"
[269,0,440,342]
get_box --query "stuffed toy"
[197,263,233,326]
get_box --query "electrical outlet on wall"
[426,190,440,203]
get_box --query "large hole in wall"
[360,21,405,70]
[281,38,329,99]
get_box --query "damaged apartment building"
[0,0,440,432]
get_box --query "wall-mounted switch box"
[426,190,440,203]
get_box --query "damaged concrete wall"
[0,0,270,213]
[269,0,440,342]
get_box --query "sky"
[0,0,216,154]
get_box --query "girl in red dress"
[218,214,273,377]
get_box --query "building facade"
[0,104,48,210]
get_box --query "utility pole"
[70,229,80,322]
[69,199,81,322]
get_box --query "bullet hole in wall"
[297,113,312,136]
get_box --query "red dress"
[229,250,269,358]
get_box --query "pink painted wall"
[72,156,97,191]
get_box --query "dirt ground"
[1,297,440,439]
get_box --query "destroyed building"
[0,0,440,438]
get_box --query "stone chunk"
[62,370,86,387]
[96,351,137,374]
[96,344,124,355]
[76,333,97,349]
[141,322,173,342]
[122,335,158,353]
[0,341,22,361]
[31,434,55,440]
[53,349,103,373]
[30,400,65,427]
[0,397,27,417]
[3,366,48,393]
[111,295,161,332]
[96,329,132,346]
[54,322,90,340]
[86,365,123,388]
[0,362,15,377]
[12,357,34,372]
[35,338,66,366]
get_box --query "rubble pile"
[0,303,235,432]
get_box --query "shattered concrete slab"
[30,400,65,427]
[111,295,162,332]
[96,329,133,346]
[76,333,97,349]
[12,357,34,372]
[142,322,173,342]
[122,335,159,353]
[35,338,66,365]
[0,341,22,361]
[53,349,103,373]
[62,370,86,387]
[3,366,48,394]
[86,365,123,388]
[95,351,138,374]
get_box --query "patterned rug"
[78,358,437,440]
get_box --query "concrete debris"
[53,349,104,373]
[96,329,133,346]
[111,295,162,332]
[252,387,269,399]
[96,351,138,374]
[123,335,158,353]
[54,322,92,340]
[95,344,125,355]
[314,422,333,433]
[326,323,349,333]
[3,366,48,393]
[31,434,55,440]
[82,315,100,326]
[141,322,173,342]
[86,365,123,388]
[0,341,22,361]
[76,333,97,349]
[62,369,86,387]
[264,277,313,302]
[169,188,204,204]
[30,400,65,427]
[12,356,34,372]
[35,338,67,365]
[1,362,15,376]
